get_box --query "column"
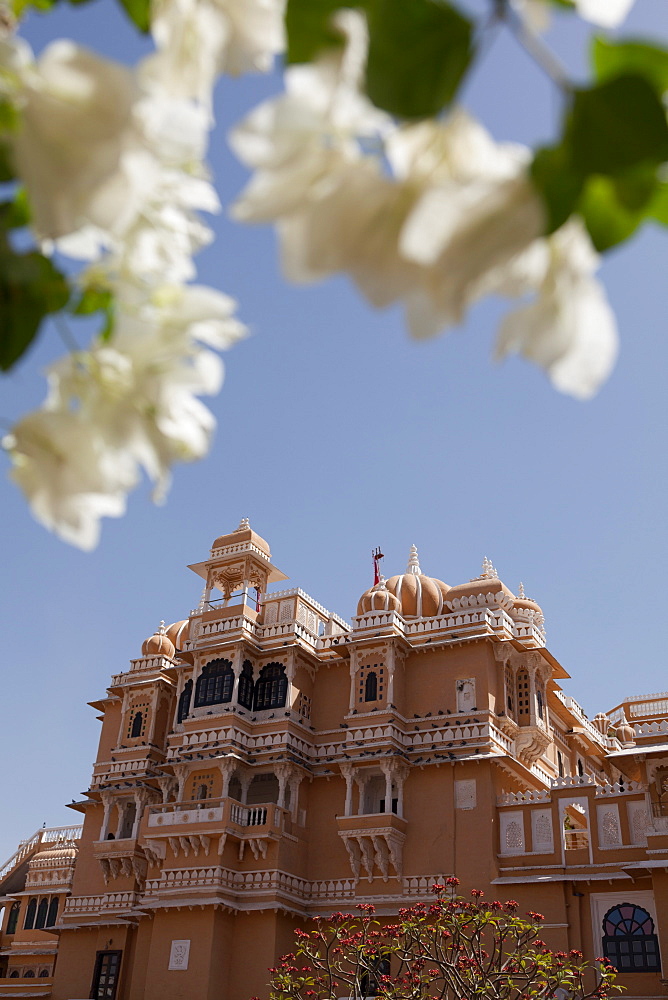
[114,802,126,839]
[239,773,252,805]
[231,651,242,705]
[218,758,237,798]
[275,764,291,809]
[340,764,354,817]
[395,764,409,818]
[383,765,393,813]
[386,645,395,706]
[99,794,113,840]
[289,776,302,822]
[147,688,160,744]
[131,790,147,839]
[354,774,366,816]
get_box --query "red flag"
[372,547,384,585]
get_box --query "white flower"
[10,40,136,240]
[3,410,137,550]
[230,9,389,225]
[575,0,635,28]
[393,114,545,335]
[495,220,619,398]
[147,0,286,105]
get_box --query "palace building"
[3,520,668,1000]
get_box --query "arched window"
[536,688,544,721]
[39,969,50,978]
[24,969,35,978]
[196,784,209,800]
[24,898,37,930]
[254,663,288,711]
[557,751,564,778]
[195,659,234,708]
[7,902,19,934]
[577,758,584,777]
[602,903,660,972]
[130,711,143,738]
[238,660,254,709]
[177,679,192,723]
[35,899,48,930]
[9,971,19,978]
[46,897,59,927]
[365,671,378,702]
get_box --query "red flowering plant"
[262,879,622,1000]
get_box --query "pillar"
[99,795,112,840]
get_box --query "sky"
[0,0,666,865]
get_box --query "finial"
[237,517,250,530]
[197,586,208,612]
[518,582,525,599]
[158,620,166,634]
[481,556,497,578]
[406,545,421,576]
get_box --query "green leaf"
[365,0,474,119]
[647,183,668,226]
[11,0,57,15]
[114,0,151,32]
[577,174,645,251]
[567,74,668,176]
[285,0,358,63]
[72,285,113,317]
[0,250,70,371]
[530,145,584,234]
[592,37,668,94]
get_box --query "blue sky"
[0,0,665,863]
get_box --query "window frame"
[89,949,123,1000]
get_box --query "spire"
[518,582,525,598]
[237,517,250,531]
[158,620,166,634]
[406,545,421,575]
[197,586,209,612]
[480,556,497,579]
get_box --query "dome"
[384,546,450,618]
[30,845,77,865]
[615,711,636,748]
[511,582,544,624]
[357,578,401,615]
[211,517,271,557]
[166,619,189,650]
[445,558,515,610]
[142,622,175,658]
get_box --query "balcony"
[92,838,148,886]
[336,813,407,883]
[142,797,287,861]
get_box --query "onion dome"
[385,546,450,618]
[445,557,515,610]
[211,517,271,557]
[593,712,612,736]
[511,582,545,625]
[615,710,636,748]
[357,577,401,615]
[141,621,175,658]
[166,619,189,650]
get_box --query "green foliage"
[592,37,668,93]
[567,74,668,176]
[0,246,69,371]
[72,284,115,340]
[530,145,583,234]
[114,0,151,32]
[285,0,348,63]
[365,0,474,119]
[285,0,474,119]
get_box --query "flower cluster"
[1,0,285,548]
[269,881,622,1000]
[231,9,619,402]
